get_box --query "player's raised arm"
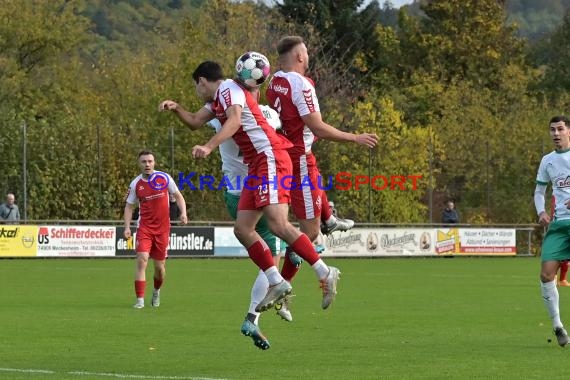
[192,105,242,159]
[159,101,213,130]
[301,112,378,148]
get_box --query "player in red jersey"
[159,59,340,314]
[265,36,378,296]
[123,150,188,309]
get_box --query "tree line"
[0,0,568,224]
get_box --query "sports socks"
[281,249,300,282]
[541,280,563,328]
[290,234,329,279]
[246,312,257,325]
[247,240,275,271]
[247,270,267,324]
[312,259,330,280]
[154,276,163,290]
[134,280,145,298]
[290,234,320,265]
[264,266,283,286]
[321,192,333,221]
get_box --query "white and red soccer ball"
[235,51,271,87]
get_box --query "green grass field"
[0,257,568,379]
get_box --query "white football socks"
[264,266,283,286]
[541,280,563,328]
[249,270,269,322]
[312,259,329,280]
[325,216,336,226]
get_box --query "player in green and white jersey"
[535,115,570,347]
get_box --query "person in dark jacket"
[442,200,459,224]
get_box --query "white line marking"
[0,368,228,380]
[0,368,55,374]
[68,371,227,380]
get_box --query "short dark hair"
[192,61,224,84]
[550,115,570,126]
[138,150,154,159]
[277,36,305,56]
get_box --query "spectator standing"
[442,200,459,224]
[0,193,20,223]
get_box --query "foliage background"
[1,0,568,223]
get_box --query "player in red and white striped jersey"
[123,150,188,309]
[160,91,288,349]
[266,36,378,286]
[159,60,340,316]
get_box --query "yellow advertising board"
[435,228,460,255]
[435,228,516,256]
[0,225,38,257]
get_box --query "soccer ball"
[235,51,271,88]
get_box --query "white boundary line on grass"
[69,371,227,380]
[0,368,228,380]
[0,368,55,374]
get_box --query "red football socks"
[247,240,274,271]
[153,277,163,290]
[134,280,145,298]
[291,234,319,265]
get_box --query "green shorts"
[223,191,286,256]
[541,219,570,262]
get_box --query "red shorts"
[136,228,169,260]
[290,153,324,220]
[238,150,292,210]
